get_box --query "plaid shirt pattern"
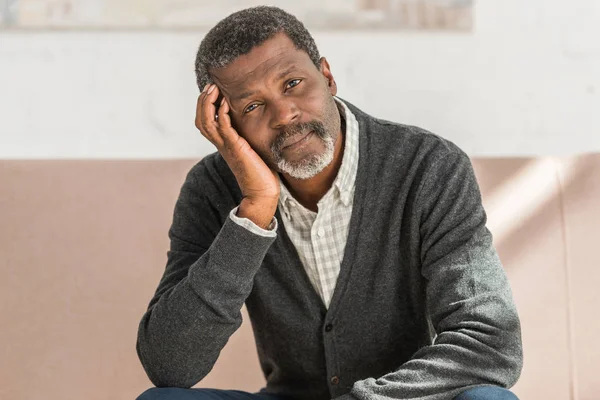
[277,98,359,308]
[230,97,359,308]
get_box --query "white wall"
[1,0,599,159]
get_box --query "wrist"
[238,197,278,229]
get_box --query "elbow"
[494,323,524,388]
[469,313,523,388]
[492,299,524,388]
[474,336,522,389]
[505,313,524,387]
[147,371,203,389]
[494,348,522,389]
[136,335,209,388]
[507,359,523,388]
[503,338,523,388]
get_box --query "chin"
[278,151,334,180]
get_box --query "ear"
[319,57,337,96]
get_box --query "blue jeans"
[136,388,289,400]
[136,385,518,400]
[454,385,519,400]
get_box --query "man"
[136,6,522,400]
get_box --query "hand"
[195,84,280,228]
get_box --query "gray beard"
[274,134,335,180]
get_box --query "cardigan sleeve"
[335,151,523,400]
[136,163,277,388]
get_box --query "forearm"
[136,216,276,387]
[335,259,522,400]
[335,151,523,400]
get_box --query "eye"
[286,79,302,89]
[244,104,259,114]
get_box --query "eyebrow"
[232,65,298,102]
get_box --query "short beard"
[270,120,335,180]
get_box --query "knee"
[136,387,189,400]
[136,388,170,400]
[454,385,519,400]
[136,387,228,400]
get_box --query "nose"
[269,98,300,130]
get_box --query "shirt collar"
[332,97,359,206]
[278,96,359,211]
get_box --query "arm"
[136,167,277,388]
[337,151,523,400]
[136,83,282,387]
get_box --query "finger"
[195,84,211,130]
[195,94,204,130]
[195,93,216,142]
[201,85,222,141]
[197,84,213,111]
[196,85,222,145]
[217,99,247,151]
[216,98,237,141]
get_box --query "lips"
[282,130,314,150]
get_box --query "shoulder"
[342,99,469,179]
[373,118,465,166]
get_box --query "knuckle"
[198,122,212,138]
[196,117,205,132]
[200,92,209,105]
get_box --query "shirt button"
[317,228,325,237]
[325,323,333,332]
[331,376,340,385]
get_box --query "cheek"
[306,88,334,119]
[299,92,327,121]
[305,82,334,117]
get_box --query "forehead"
[211,33,316,95]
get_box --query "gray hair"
[194,6,321,91]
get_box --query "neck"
[280,122,345,213]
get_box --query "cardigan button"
[331,376,340,385]
[325,323,333,332]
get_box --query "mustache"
[272,120,326,153]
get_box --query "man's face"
[210,32,341,180]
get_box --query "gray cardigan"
[136,99,523,400]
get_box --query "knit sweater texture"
[136,99,523,400]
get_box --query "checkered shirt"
[277,98,359,308]
[230,97,359,309]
